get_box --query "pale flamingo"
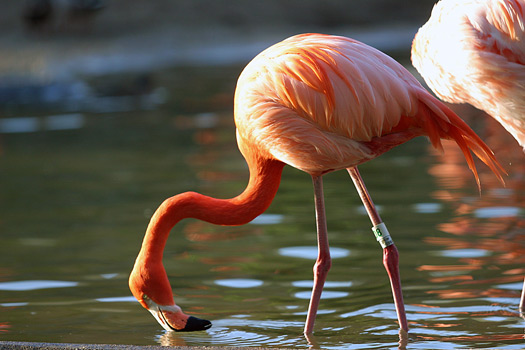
[412,0,525,314]
[129,33,505,335]
[411,0,525,151]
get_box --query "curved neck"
[138,156,285,262]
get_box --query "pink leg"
[347,167,409,332]
[520,279,525,315]
[304,175,332,335]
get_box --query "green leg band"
[372,222,394,248]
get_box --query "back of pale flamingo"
[412,0,525,150]
[130,33,505,336]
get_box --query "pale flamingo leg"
[520,279,525,315]
[304,175,332,335]
[347,167,409,332]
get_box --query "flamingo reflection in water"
[129,33,505,335]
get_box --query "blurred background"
[0,0,436,109]
[1,1,524,349]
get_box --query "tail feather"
[416,93,507,190]
[439,102,507,186]
[421,105,444,152]
[448,125,482,189]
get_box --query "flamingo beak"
[143,298,212,332]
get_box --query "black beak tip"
[178,316,212,332]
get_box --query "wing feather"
[236,33,505,182]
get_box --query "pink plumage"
[236,34,504,182]
[412,0,525,150]
[130,33,505,336]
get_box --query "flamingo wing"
[235,34,432,174]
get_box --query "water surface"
[0,64,524,349]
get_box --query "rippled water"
[0,64,524,349]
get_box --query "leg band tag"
[372,222,394,249]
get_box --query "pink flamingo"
[411,0,525,151]
[129,33,505,335]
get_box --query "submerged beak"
[146,303,212,332]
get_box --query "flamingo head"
[129,261,212,332]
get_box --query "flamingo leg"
[347,167,409,332]
[520,279,525,315]
[304,175,332,335]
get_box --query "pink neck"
[138,156,285,264]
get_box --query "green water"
[0,65,524,349]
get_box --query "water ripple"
[292,280,353,288]
[214,278,264,288]
[294,290,349,300]
[96,296,137,303]
[250,214,285,225]
[158,318,305,347]
[278,246,350,259]
[474,206,522,218]
[412,203,442,214]
[439,249,490,258]
[0,280,78,291]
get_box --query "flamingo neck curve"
[130,154,285,306]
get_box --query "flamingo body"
[412,0,525,149]
[130,33,504,335]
